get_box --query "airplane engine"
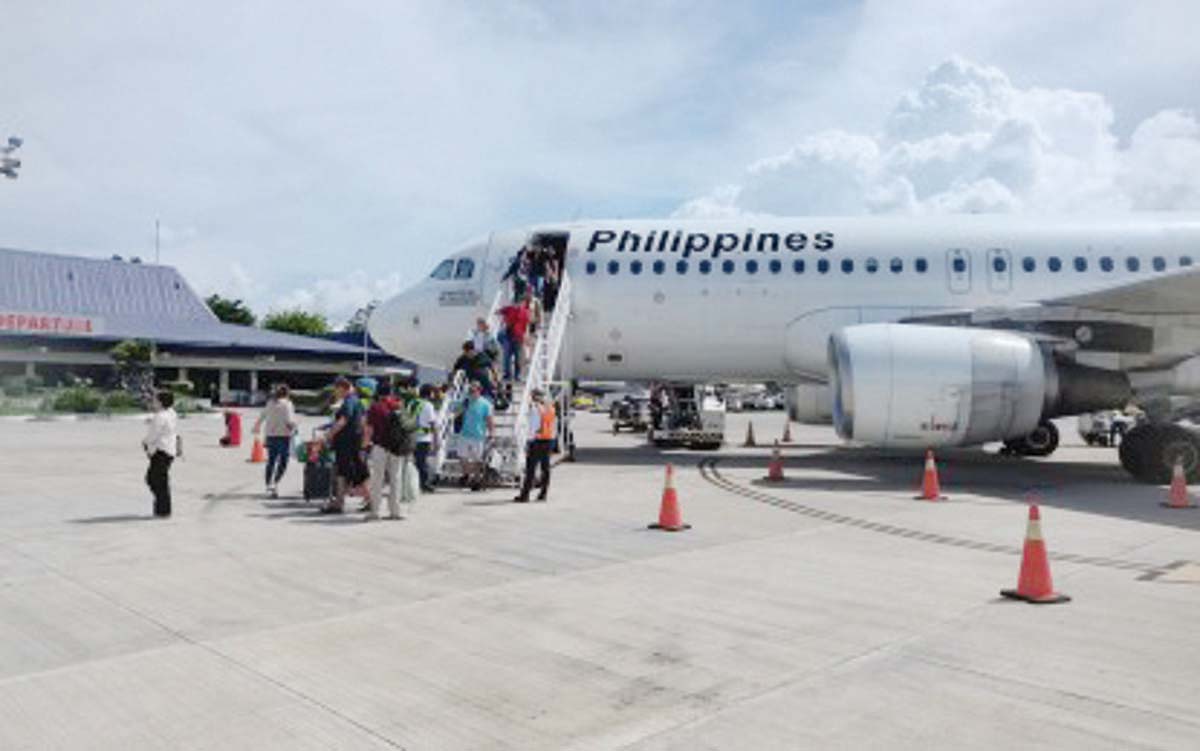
[786,383,833,424]
[828,324,1130,448]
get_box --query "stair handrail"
[435,286,507,468]
[510,274,571,468]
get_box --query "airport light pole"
[356,300,379,374]
[1,136,23,179]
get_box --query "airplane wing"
[902,267,1200,360]
[1044,265,1200,315]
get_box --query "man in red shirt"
[498,295,531,381]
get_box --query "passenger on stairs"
[498,295,531,382]
[456,382,494,492]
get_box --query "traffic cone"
[248,436,266,463]
[915,449,946,501]
[782,421,793,444]
[649,464,690,531]
[766,441,785,481]
[1001,503,1070,604]
[743,421,757,447]
[1161,460,1197,509]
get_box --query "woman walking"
[253,384,298,498]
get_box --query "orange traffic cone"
[781,421,793,444]
[743,421,757,448]
[915,449,946,501]
[1161,460,1197,509]
[1001,503,1070,604]
[766,441,785,481]
[649,464,690,531]
[248,436,266,463]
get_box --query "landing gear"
[1003,421,1060,457]
[1118,424,1200,483]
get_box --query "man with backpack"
[365,382,416,520]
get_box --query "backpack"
[383,404,418,455]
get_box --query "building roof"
[0,247,375,357]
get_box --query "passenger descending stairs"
[434,274,573,485]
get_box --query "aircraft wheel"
[1003,421,1060,457]
[1122,424,1200,484]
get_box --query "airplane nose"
[369,292,419,359]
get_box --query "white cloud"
[271,270,405,327]
[677,58,1200,218]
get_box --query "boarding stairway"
[434,273,572,485]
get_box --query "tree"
[110,339,154,401]
[205,294,256,326]
[262,309,330,337]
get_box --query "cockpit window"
[430,260,454,280]
[454,258,475,280]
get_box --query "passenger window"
[1022,257,1035,272]
[769,259,782,274]
[585,261,597,275]
[865,258,878,274]
[630,260,643,275]
[1100,257,1114,272]
[1127,257,1140,272]
[430,259,454,280]
[793,259,805,273]
[652,260,665,275]
[817,258,830,274]
[454,258,475,279]
[699,260,712,274]
[890,258,903,273]
[1048,257,1062,272]
[722,259,735,274]
[952,257,966,273]
[1074,257,1087,272]
[915,258,928,273]
[676,260,688,274]
[1153,256,1166,271]
[607,260,619,275]
[746,259,759,274]
[841,259,854,274]
[1182,255,1194,267]
[992,257,1007,273]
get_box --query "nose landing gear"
[1002,421,1061,457]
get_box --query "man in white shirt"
[414,383,439,492]
[142,390,179,518]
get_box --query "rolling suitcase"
[303,461,333,502]
[302,428,334,502]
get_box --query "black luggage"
[303,462,333,502]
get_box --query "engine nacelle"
[786,383,833,424]
[828,323,1130,448]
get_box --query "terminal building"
[0,246,409,402]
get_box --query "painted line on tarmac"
[697,458,1163,575]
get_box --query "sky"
[2,1,1199,326]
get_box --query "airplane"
[369,214,1200,484]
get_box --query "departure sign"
[0,312,102,336]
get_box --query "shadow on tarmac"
[576,443,1200,532]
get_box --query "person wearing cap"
[514,388,556,503]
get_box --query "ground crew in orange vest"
[514,388,556,502]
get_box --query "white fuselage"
[370,214,1200,382]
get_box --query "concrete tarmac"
[0,410,1198,749]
